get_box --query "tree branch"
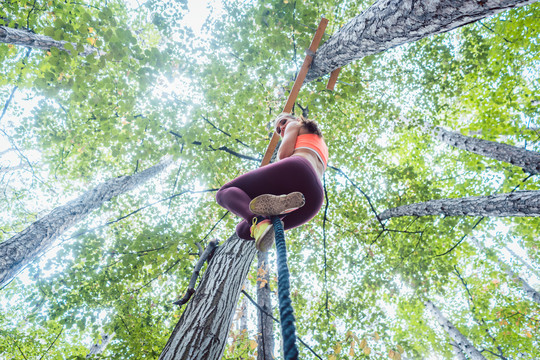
[38,327,63,360]
[173,239,219,306]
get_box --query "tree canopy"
[1,0,539,359]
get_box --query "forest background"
[0,0,539,359]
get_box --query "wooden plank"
[260,17,329,167]
[326,67,341,91]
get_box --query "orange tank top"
[294,134,329,169]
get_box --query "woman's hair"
[298,115,322,137]
[275,113,322,137]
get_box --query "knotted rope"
[271,215,298,360]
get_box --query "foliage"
[1,0,539,359]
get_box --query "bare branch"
[173,239,219,306]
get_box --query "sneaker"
[250,218,275,252]
[249,192,305,216]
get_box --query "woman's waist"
[291,149,325,178]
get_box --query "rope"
[271,215,299,360]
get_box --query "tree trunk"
[430,125,540,174]
[305,0,538,82]
[505,267,540,304]
[0,157,172,288]
[159,235,257,360]
[257,251,275,360]
[379,190,540,220]
[0,24,96,55]
[425,300,486,360]
[471,238,540,305]
[239,292,248,332]
[451,342,467,360]
[87,333,114,358]
[505,245,540,278]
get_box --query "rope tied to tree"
[271,215,299,360]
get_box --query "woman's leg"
[216,156,324,239]
[215,186,254,221]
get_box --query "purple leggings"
[216,156,324,240]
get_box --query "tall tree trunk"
[305,0,538,82]
[379,190,540,220]
[0,157,172,288]
[239,291,248,332]
[159,235,257,360]
[87,333,114,358]
[257,251,275,360]
[503,265,540,304]
[471,238,540,304]
[451,342,467,360]
[505,245,540,278]
[429,125,540,174]
[425,300,486,360]
[0,24,96,55]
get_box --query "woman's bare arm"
[277,121,301,160]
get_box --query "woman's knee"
[215,187,230,207]
[236,221,253,240]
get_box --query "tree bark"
[87,333,114,358]
[0,156,172,288]
[257,251,275,360]
[159,235,257,360]
[451,342,467,360]
[0,24,97,55]
[425,300,486,360]
[305,0,538,82]
[379,190,540,220]
[504,245,540,278]
[430,125,540,175]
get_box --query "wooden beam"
[260,17,329,167]
[326,67,341,91]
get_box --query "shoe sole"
[249,192,305,216]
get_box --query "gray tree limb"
[451,342,467,360]
[172,239,219,306]
[0,25,97,56]
[87,333,114,358]
[380,190,540,220]
[305,0,538,82]
[425,300,487,360]
[504,245,540,278]
[430,125,540,175]
[0,156,172,288]
[159,235,257,360]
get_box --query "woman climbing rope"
[216,113,328,251]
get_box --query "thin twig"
[436,175,533,257]
[166,144,184,221]
[202,116,252,149]
[329,165,384,228]
[38,327,63,360]
[202,211,229,242]
[0,86,18,123]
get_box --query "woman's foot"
[250,218,284,252]
[249,192,305,216]
[250,218,274,252]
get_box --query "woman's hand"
[277,120,301,160]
